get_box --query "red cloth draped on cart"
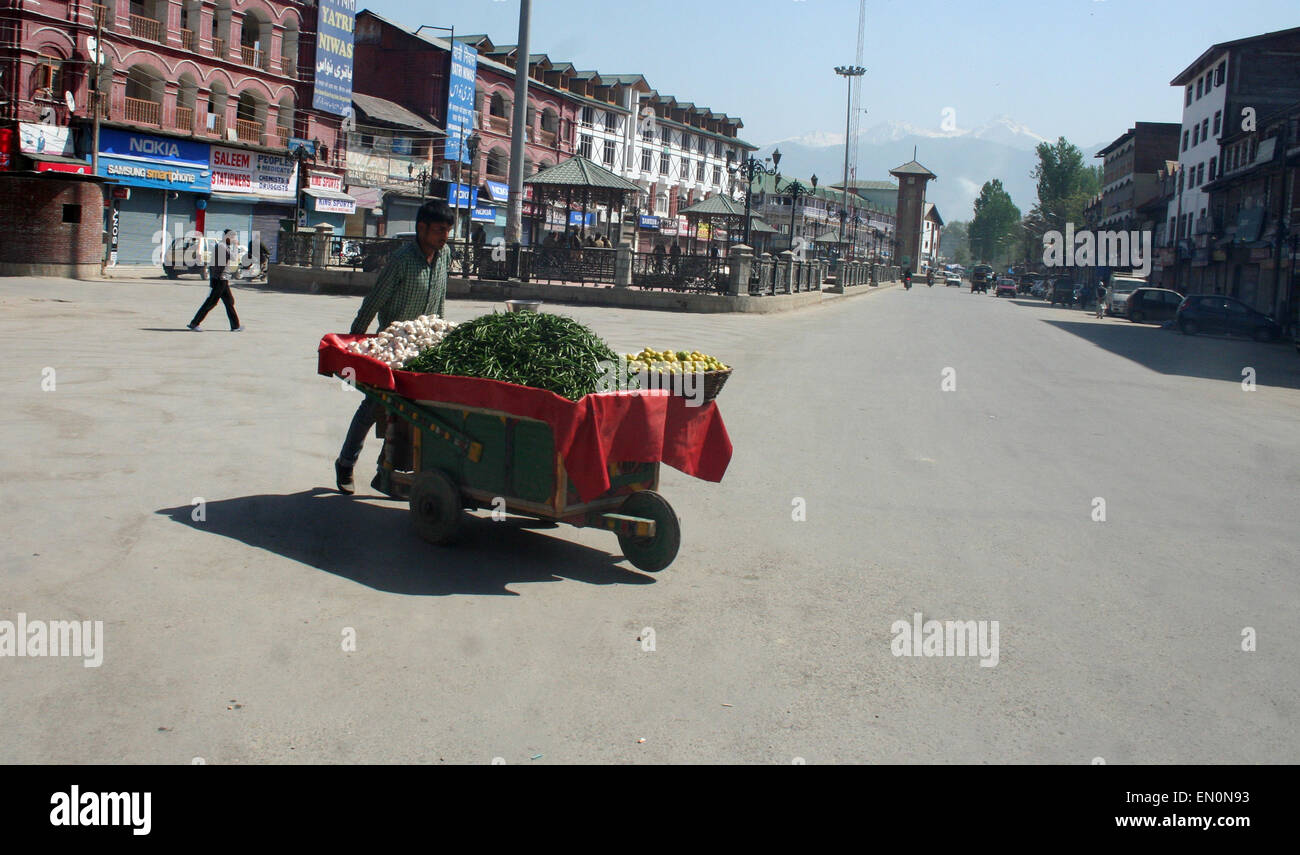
[318,334,732,501]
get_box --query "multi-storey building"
[1201,99,1300,319]
[1168,26,1300,292]
[351,11,753,249]
[0,0,349,270]
[1093,122,1180,231]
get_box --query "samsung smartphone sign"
[313,0,355,115]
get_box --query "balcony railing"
[173,106,194,132]
[129,14,161,43]
[280,56,296,77]
[123,96,161,125]
[240,45,264,68]
[537,128,557,147]
[208,115,226,138]
[274,126,290,147]
[234,118,263,144]
[484,114,509,134]
[91,4,107,26]
[180,28,194,51]
[212,36,225,59]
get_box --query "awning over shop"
[347,186,384,210]
[30,156,94,175]
[207,192,294,205]
[304,187,358,215]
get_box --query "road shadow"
[156,488,653,596]
[140,327,201,332]
[1043,317,1300,390]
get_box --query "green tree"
[1029,137,1102,238]
[943,220,971,266]
[969,180,1021,265]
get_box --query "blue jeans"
[338,398,382,470]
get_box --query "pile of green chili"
[403,311,634,400]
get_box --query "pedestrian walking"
[1095,282,1107,319]
[188,230,244,331]
[653,241,666,272]
[334,201,455,494]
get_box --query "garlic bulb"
[347,314,457,369]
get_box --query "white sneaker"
[187,323,201,331]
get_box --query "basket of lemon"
[623,348,732,404]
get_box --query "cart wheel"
[408,470,464,545]
[617,490,680,573]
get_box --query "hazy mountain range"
[764,116,1104,223]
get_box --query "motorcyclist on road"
[903,269,912,289]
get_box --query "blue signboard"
[446,42,478,164]
[313,0,355,116]
[470,205,495,223]
[484,179,509,202]
[447,183,479,209]
[638,215,660,229]
[568,211,596,227]
[95,128,210,191]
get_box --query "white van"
[1106,275,1146,317]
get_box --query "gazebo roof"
[888,159,937,179]
[813,229,848,244]
[524,156,641,191]
[746,217,778,234]
[680,194,747,217]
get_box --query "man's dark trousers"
[191,277,241,329]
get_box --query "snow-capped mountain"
[762,116,1089,222]
[770,115,1050,152]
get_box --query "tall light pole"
[505,0,531,245]
[834,65,865,257]
[775,174,815,252]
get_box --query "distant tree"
[969,180,1021,265]
[1028,137,1101,240]
[943,220,971,266]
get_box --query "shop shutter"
[385,199,420,235]
[204,200,253,242]
[114,190,163,265]
[252,205,292,263]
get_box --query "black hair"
[417,201,456,226]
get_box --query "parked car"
[945,274,962,287]
[1049,281,1077,307]
[1125,287,1184,324]
[996,277,1018,298]
[162,235,212,279]
[1105,275,1145,316]
[1176,295,1283,341]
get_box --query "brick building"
[0,0,348,271]
[1093,122,1181,231]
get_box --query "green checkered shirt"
[350,240,449,334]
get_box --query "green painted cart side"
[356,382,681,572]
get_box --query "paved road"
[3,276,1298,763]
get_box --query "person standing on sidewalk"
[188,230,244,331]
[1094,281,1107,319]
[335,201,455,494]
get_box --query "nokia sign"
[95,128,211,192]
[128,137,182,158]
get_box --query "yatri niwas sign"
[313,0,355,116]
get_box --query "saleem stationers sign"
[210,146,297,197]
[313,0,355,116]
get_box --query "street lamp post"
[462,131,481,274]
[833,65,866,252]
[775,174,816,253]
[724,148,781,248]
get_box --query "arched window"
[175,73,199,131]
[485,147,507,178]
[208,80,228,135]
[235,90,265,143]
[276,95,294,147]
[281,20,300,77]
[489,92,507,118]
[240,10,270,70]
[124,64,164,124]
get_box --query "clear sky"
[364,0,1299,149]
